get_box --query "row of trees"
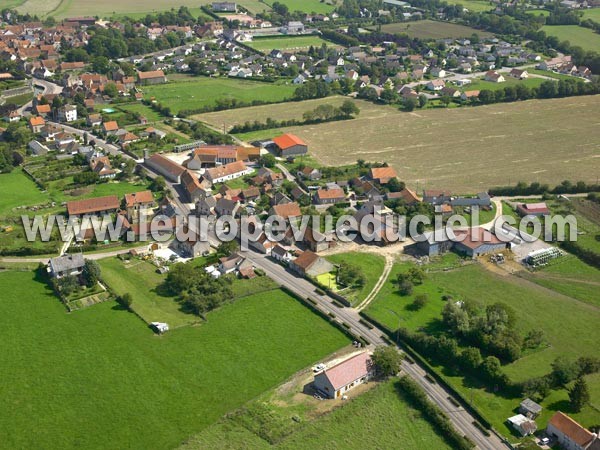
[489,180,600,197]
[229,101,360,134]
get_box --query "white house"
[204,161,252,184]
[313,352,373,399]
[546,412,599,450]
[58,105,78,123]
[507,414,537,437]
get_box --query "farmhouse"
[67,195,120,217]
[313,352,373,399]
[369,166,397,185]
[386,188,421,205]
[145,153,186,183]
[124,190,155,222]
[423,190,452,205]
[269,202,302,220]
[273,133,308,157]
[516,202,550,217]
[204,161,251,184]
[48,253,85,279]
[546,412,598,450]
[137,70,167,85]
[181,170,210,203]
[29,116,45,133]
[289,250,334,277]
[314,188,346,205]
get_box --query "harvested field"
[376,20,494,40]
[227,96,600,193]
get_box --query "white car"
[312,363,326,372]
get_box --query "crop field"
[142,76,296,114]
[365,262,600,436]
[194,96,352,129]
[230,96,600,194]
[377,20,494,40]
[541,25,600,52]
[263,0,338,14]
[0,270,348,449]
[249,36,337,52]
[181,380,452,449]
[17,0,269,18]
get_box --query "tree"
[372,345,403,377]
[91,56,111,74]
[82,260,101,287]
[217,240,238,258]
[569,378,590,412]
[56,275,78,296]
[337,263,366,288]
[399,280,413,296]
[150,175,166,192]
[418,95,428,108]
[412,293,428,310]
[460,347,483,371]
[402,96,418,111]
[118,293,133,310]
[552,357,580,386]
[339,100,360,117]
[258,153,276,168]
[103,82,119,98]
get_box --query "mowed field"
[263,0,339,14]
[443,0,495,12]
[541,25,600,52]
[249,36,338,52]
[194,96,352,129]
[377,20,493,40]
[582,8,600,22]
[0,270,348,449]
[225,96,600,193]
[17,0,269,18]
[365,261,600,437]
[142,76,296,114]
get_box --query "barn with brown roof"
[272,133,308,157]
[137,70,167,85]
[369,166,397,185]
[67,195,120,217]
[145,153,186,183]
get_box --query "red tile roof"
[67,195,120,216]
[271,202,301,219]
[548,412,595,448]
[316,188,345,200]
[273,133,306,150]
[124,190,154,207]
[138,70,165,80]
[321,352,372,390]
[370,166,397,182]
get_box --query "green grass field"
[181,380,452,449]
[377,20,493,40]
[582,8,600,22]
[461,76,545,92]
[526,9,550,17]
[116,102,164,122]
[541,25,600,52]
[0,169,48,217]
[365,262,600,436]
[444,0,495,12]
[249,36,336,52]
[326,252,386,306]
[17,0,269,18]
[142,76,296,114]
[0,270,349,449]
[263,0,337,14]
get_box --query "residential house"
[297,166,321,181]
[181,170,210,203]
[204,160,251,184]
[87,113,102,127]
[289,250,334,277]
[215,198,240,217]
[89,155,116,179]
[271,244,292,263]
[302,226,329,252]
[102,121,119,135]
[58,105,77,122]
[507,415,537,437]
[484,71,505,83]
[369,166,397,185]
[423,190,452,205]
[519,399,542,419]
[196,195,217,216]
[172,231,210,258]
[269,202,302,221]
[386,188,421,205]
[461,90,480,101]
[48,253,85,279]
[510,68,528,79]
[313,352,373,399]
[314,188,346,205]
[29,116,45,133]
[426,79,445,91]
[124,190,155,222]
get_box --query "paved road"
[17,78,63,115]
[242,247,508,450]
